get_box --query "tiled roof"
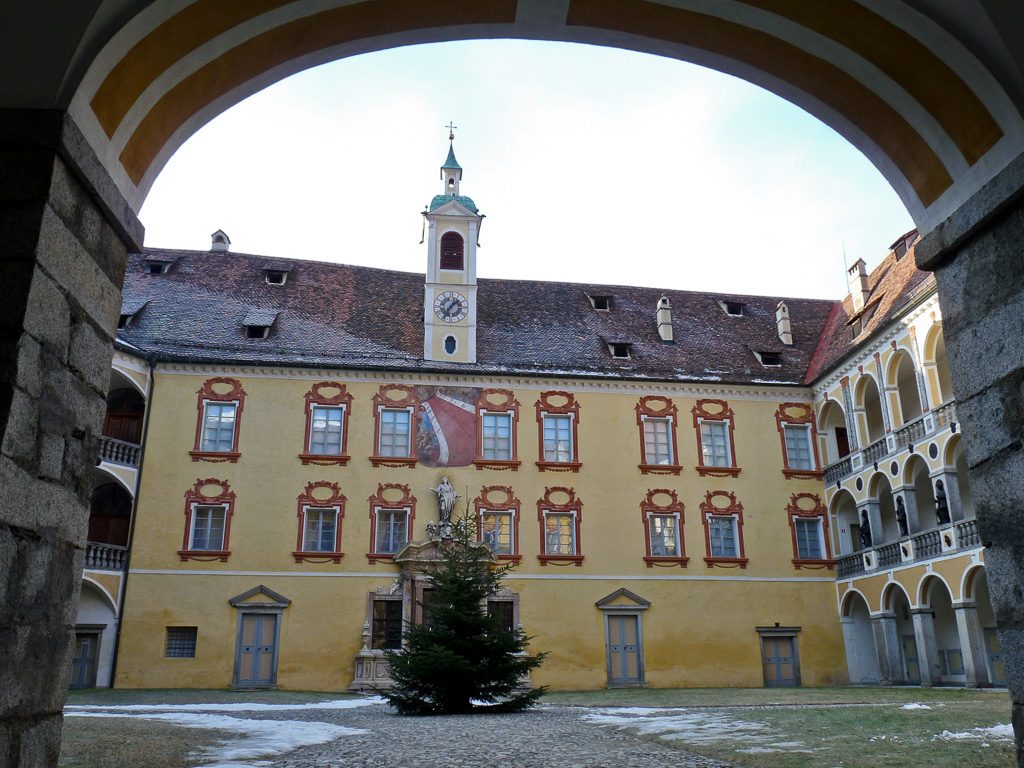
[442,144,461,170]
[117,247,839,386]
[429,193,478,213]
[803,240,934,384]
[242,308,279,326]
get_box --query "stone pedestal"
[0,110,140,768]
[911,609,942,686]
[954,604,992,688]
[871,614,906,684]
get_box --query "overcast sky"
[140,40,914,300]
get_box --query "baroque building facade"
[75,144,998,692]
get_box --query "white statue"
[430,476,459,525]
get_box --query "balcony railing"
[955,518,980,548]
[933,400,958,430]
[825,456,852,485]
[876,542,902,568]
[837,516,980,581]
[836,553,865,578]
[894,414,927,449]
[85,542,128,571]
[911,528,942,560]
[98,436,141,468]
[862,437,889,465]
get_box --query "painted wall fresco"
[415,386,480,467]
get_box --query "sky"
[140,40,915,300]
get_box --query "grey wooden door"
[606,615,642,686]
[69,632,99,689]
[902,634,921,683]
[235,614,278,687]
[985,629,1005,685]
[762,636,798,687]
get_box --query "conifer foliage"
[382,519,546,715]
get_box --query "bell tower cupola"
[423,125,483,364]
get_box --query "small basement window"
[719,300,745,317]
[265,270,287,285]
[756,351,783,366]
[608,342,631,359]
[589,295,612,311]
[146,261,171,275]
[165,626,198,658]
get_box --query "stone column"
[871,614,906,684]
[0,110,141,768]
[918,151,1024,764]
[954,604,992,688]
[893,488,920,535]
[911,609,942,686]
[859,500,882,549]
[931,470,963,522]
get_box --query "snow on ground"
[66,697,382,712]
[65,702,373,768]
[935,724,1014,741]
[901,703,933,710]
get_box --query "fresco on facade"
[415,386,480,467]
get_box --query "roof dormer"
[211,229,231,252]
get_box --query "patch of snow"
[900,703,933,710]
[582,707,770,746]
[935,724,1014,741]
[64,711,366,767]
[65,697,382,713]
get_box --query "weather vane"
[446,121,457,141]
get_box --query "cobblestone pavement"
[263,703,732,768]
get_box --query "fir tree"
[382,518,546,715]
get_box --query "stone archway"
[5,3,1024,765]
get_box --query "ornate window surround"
[292,481,347,563]
[369,385,419,468]
[775,402,824,479]
[535,391,582,472]
[178,478,235,562]
[635,395,683,475]
[473,388,521,471]
[536,486,584,566]
[189,377,245,463]
[786,493,835,570]
[474,485,522,563]
[691,398,741,477]
[366,483,416,563]
[298,382,352,466]
[700,490,749,568]
[640,489,688,567]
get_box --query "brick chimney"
[776,300,793,345]
[656,295,673,343]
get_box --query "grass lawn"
[548,687,1015,768]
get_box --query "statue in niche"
[859,510,873,550]
[427,476,460,540]
[935,480,951,525]
[895,496,909,537]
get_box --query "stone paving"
[264,703,732,767]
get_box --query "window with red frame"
[299,382,352,466]
[640,489,688,567]
[635,395,682,475]
[474,485,521,562]
[179,479,235,562]
[190,378,246,462]
[474,389,521,470]
[774,403,824,479]
[370,385,419,467]
[439,232,464,270]
[293,481,346,563]
[700,490,748,568]
[535,391,581,472]
[536,487,583,566]
[787,493,835,569]
[367,483,416,562]
[692,399,741,477]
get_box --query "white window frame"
[200,401,238,453]
[707,514,740,559]
[377,407,413,457]
[374,507,409,555]
[481,411,514,461]
[541,413,574,463]
[783,423,816,471]
[480,508,516,556]
[308,405,346,456]
[189,504,227,551]
[642,416,675,466]
[301,505,339,553]
[542,510,577,556]
[794,516,826,560]
[647,513,681,557]
[698,418,732,468]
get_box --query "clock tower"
[423,133,483,363]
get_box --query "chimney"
[847,259,869,312]
[776,300,793,345]
[656,295,673,343]
[211,229,231,252]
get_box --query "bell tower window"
[444,336,457,354]
[440,232,464,270]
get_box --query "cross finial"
[446,121,457,142]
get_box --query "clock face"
[433,290,468,323]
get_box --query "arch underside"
[69,0,1024,231]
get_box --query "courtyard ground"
[61,687,1014,768]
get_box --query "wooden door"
[235,614,278,687]
[606,615,643,686]
[69,632,99,689]
[985,629,1006,685]
[902,634,921,683]
[762,636,798,687]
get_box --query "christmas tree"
[382,518,546,715]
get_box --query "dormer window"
[756,351,783,367]
[117,298,148,330]
[117,314,132,330]
[608,342,631,359]
[719,300,745,317]
[243,309,278,340]
[589,295,612,311]
[440,232,464,270]
[265,270,287,285]
[145,261,171,275]
[246,325,270,339]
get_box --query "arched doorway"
[923,325,955,407]
[830,489,860,556]
[818,399,850,466]
[71,581,119,690]
[883,583,919,684]
[903,455,937,531]
[967,569,1005,686]
[888,350,923,426]
[869,473,899,546]
[921,576,964,685]
[855,375,886,447]
[840,591,880,684]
